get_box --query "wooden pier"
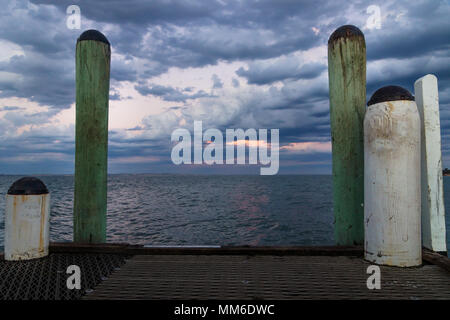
[1,243,449,300]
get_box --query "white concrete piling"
[364,86,422,267]
[4,177,50,261]
[414,74,447,254]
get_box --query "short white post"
[4,177,51,261]
[414,74,447,254]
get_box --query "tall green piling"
[328,25,366,245]
[74,30,111,243]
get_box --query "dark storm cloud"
[109,92,121,101]
[236,59,326,85]
[29,0,331,70]
[0,53,75,109]
[366,27,450,61]
[127,126,143,131]
[366,55,450,103]
[111,59,138,82]
[31,0,222,26]
[0,3,75,58]
[0,106,25,111]
[365,1,450,61]
[4,0,448,109]
[212,74,223,89]
[29,0,339,33]
[2,109,60,127]
[135,84,212,102]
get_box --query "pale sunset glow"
[226,140,271,149]
[280,142,331,153]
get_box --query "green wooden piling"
[328,25,366,245]
[74,30,111,243]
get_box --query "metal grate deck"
[1,245,449,300]
[0,253,128,300]
[84,255,450,300]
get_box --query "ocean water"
[0,174,449,252]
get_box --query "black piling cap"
[8,177,49,195]
[328,25,364,45]
[77,29,110,46]
[367,85,414,106]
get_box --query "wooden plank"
[4,243,448,274]
[422,249,450,273]
[47,242,363,256]
[49,242,140,254]
[415,74,447,253]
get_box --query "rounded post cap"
[8,177,49,195]
[328,25,364,45]
[367,85,414,106]
[77,29,110,46]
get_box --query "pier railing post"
[328,25,366,245]
[364,86,422,267]
[73,30,111,243]
[414,74,448,254]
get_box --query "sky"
[0,0,449,174]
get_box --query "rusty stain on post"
[39,197,46,252]
[5,177,50,261]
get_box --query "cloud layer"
[0,0,449,174]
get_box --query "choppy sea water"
[0,175,449,253]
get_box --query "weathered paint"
[73,30,110,243]
[414,74,447,253]
[328,25,366,245]
[364,98,422,267]
[5,194,50,260]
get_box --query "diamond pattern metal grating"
[85,255,450,300]
[0,253,128,300]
